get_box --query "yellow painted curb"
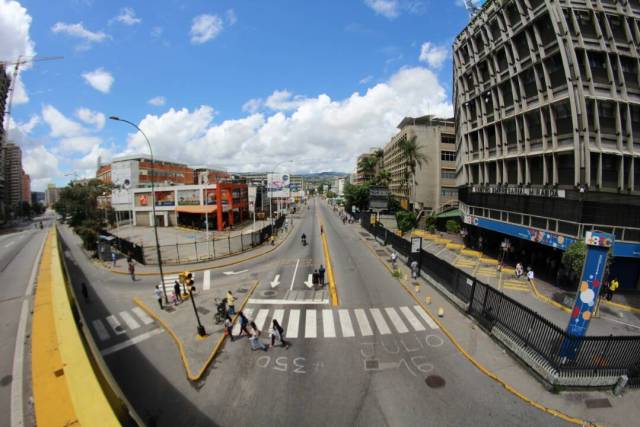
[359,234,592,427]
[480,258,499,265]
[319,218,339,307]
[461,249,482,258]
[133,280,260,382]
[529,280,571,313]
[603,299,640,315]
[446,243,464,250]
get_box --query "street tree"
[344,183,370,213]
[398,133,427,203]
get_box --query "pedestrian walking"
[238,311,251,337]
[527,267,535,285]
[320,225,324,234]
[312,269,319,286]
[155,285,164,310]
[224,315,234,341]
[111,251,117,268]
[318,264,326,286]
[515,262,524,279]
[391,251,398,270]
[410,260,418,280]
[249,321,267,351]
[270,319,290,349]
[81,282,89,303]
[173,280,181,305]
[606,278,619,301]
[128,262,136,281]
[226,290,236,316]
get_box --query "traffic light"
[184,271,195,293]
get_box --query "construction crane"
[1,55,63,134]
[464,0,481,18]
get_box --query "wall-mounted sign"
[177,189,199,206]
[155,191,175,206]
[471,185,566,198]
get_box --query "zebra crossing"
[502,279,531,292]
[91,307,156,343]
[232,305,439,339]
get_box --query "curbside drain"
[425,375,445,388]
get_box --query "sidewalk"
[410,229,640,336]
[357,225,639,427]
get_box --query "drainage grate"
[425,375,445,388]
[261,290,276,297]
[365,360,379,370]
[585,398,612,409]
[54,369,65,378]
[0,375,12,386]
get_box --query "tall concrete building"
[383,115,457,213]
[0,65,11,222]
[3,142,22,213]
[45,184,62,208]
[453,0,640,289]
[21,169,30,204]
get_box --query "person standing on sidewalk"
[607,278,619,301]
[128,262,136,281]
[270,319,289,349]
[226,290,236,316]
[318,265,326,286]
[111,251,117,268]
[527,267,535,286]
[173,280,181,305]
[155,285,164,310]
[410,260,418,280]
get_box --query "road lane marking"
[414,305,440,330]
[322,309,336,338]
[304,274,313,289]
[132,307,154,325]
[286,309,300,338]
[369,308,391,335]
[223,269,248,276]
[119,311,141,330]
[305,309,317,338]
[354,309,373,336]
[248,298,329,305]
[101,328,164,356]
[338,309,355,337]
[385,307,409,334]
[270,274,280,288]
[92,319,111,341]
[399,306,426,332]
[203,270,211,291]
[106,315,126,335]
[254,309,269,332]
[289,259,300,291]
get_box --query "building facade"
[45,184,62,207]
[3,142,22,212]
[0,65,10,221]
[453,0,640,289]
[21,169,30,204]
[96,155,196,188]
[383,115,457,213]
[354,148,383,185]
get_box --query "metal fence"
[99,229,145,264]
[360,212,640,385]
[138,215,286,265]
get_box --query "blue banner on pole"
[559,231,613,359]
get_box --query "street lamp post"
[109,116,169,305]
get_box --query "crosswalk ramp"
[454,257,477,269]
[231,305,439,339]
[502,279,530,292]
[91,307,156,342]
[477,266,498,278]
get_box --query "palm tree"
[358,155,378,183]
[372,148,384,170]
[375,169,391,186]
[398,134,427,206]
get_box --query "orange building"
[21,170,30,204]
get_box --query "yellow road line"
[503,286,531,292]
[359,235,591,426]
[133,280,260,382]
[603,299,640,315]
[319,218,339,306]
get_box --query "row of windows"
[441,188,458,198]
[441,151,457,161]
[441,170,457,180]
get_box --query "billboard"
[267,173,290,198]
[205,188,216,204]
[155,191,175,206]
[248,186,257,213]
[177,189,199,206]
[369,186,390,210]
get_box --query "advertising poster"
[267,173,290,198]
[205,188,216,205]
[135,192,151,207]
[155,191,175,206]
[177,189,199,205]
[248,186,257,213]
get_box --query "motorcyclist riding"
[301,233,307,245]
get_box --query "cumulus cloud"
[190,14,223,44]
[242,98,262,114]
[120,66,452,173]
[112,7,141,25]
[148,96,166,106]
[359,75,374,85]
[74,144,113,178]
[51,21,107,50]
[265,90,307,111]
[58,136,102,154]
[22,145,60,191]
[82,68,114,93]
[76,107,105,130]
[419,42,448,69]
[6,115,39,146]
[42,105,85,138]
[364,0,399,19]
[0,0,36,103]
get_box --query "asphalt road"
[0,217,51,427]
[59,199,573,427]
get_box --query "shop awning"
[176,205,217,214]
[436,209,462,219]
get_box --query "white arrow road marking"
[304,274,314,289]
[270,274,281,288]
[223,269,248,276]
[289,259,300,291]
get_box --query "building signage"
[205,188,216,204]
[411,237,422,254]
[369,186,390,210]
[612,241,640,258]
[111,189,131,205]
[463,215,575,250]
[177,189,199,206]
[135,192,152,207]
[560,231,613,359]
[248,186,257,213]
[471,185,566,198]
[267,173,290,198]
[155,191,175,206]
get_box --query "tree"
[344,183,370,213]
[446,219,460,234]
[326,190,337,199]
[395,210,417,233]
[358,156,378,183]
[374,169,391,187]
[562,241,586,276]
[398,134,428,202]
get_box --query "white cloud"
[51,22,107,50]
[265,90,306,111]
[82,68,114,93]
[6,115,39,146]
[148,96,166,106]
[242,98,262,114]
[76,107,105,130]
[112,7,141,25]
[23,145,60,190]
[42,105,85,138]
[59,136,102,154]
[120,66,452,173]
[359,75,374,85]
[226,9,237,26]
[364,0,399,19]
[0,0,36,104]
[419,42,448,69]
[74,144,113,177]
[11,75,29,104]
[190,14,223,44]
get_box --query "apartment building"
[3,143,22,211]
[453,0,640,289]
[383,115,457,213]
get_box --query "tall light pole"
[109,116,168,305]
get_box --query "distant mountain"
[301,171,349,179]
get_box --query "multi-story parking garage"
[453,0,640,289]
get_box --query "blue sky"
[2,0,482,190]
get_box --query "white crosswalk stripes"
[119,311,141,330]
[91,307,157,342]
[414,305,440,330]
[286,309,300,338]
[354,309,373,336]
[132,307,154,325]
[385,307,409,334]
[322,310,336,338]
[254,309,269,332]
[106,315,126,335]
[369,308,391,335]
[305,309,317,338]
[399,306,426,332]
[338,309,355,337]
[271,309,285,332]
[203,270,211,291]
[92,319,110,341]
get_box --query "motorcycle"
[301,235,307,246]
[213,298,228,324]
